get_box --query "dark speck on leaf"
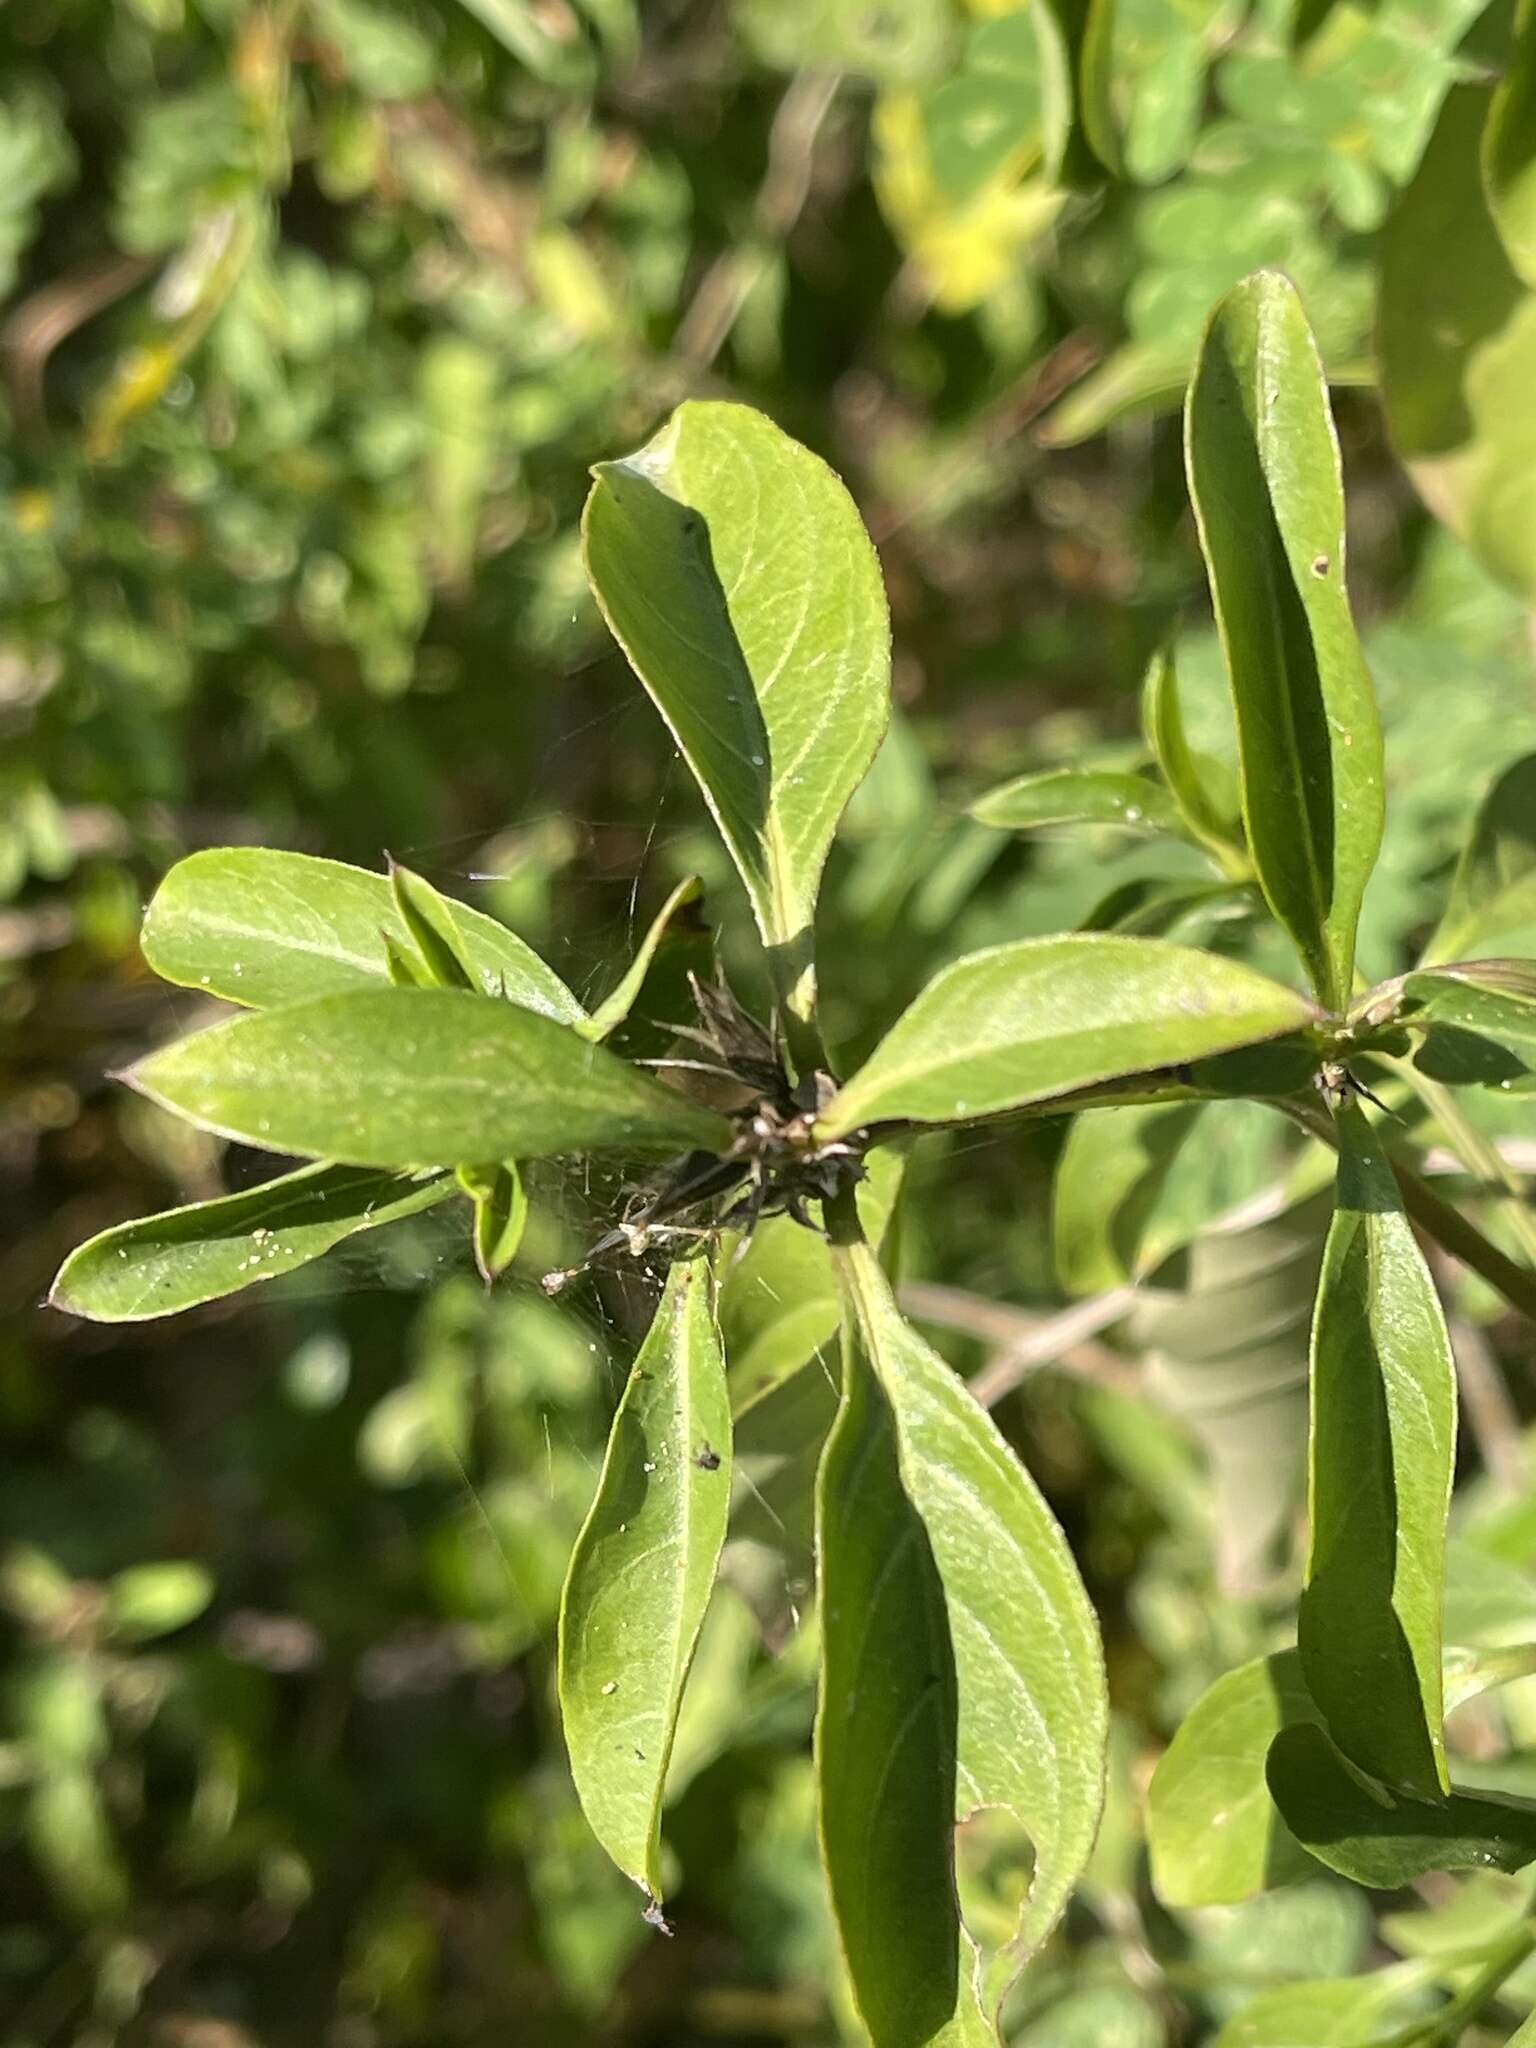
[694,1443,721,1471]
[1311,554,1329,577]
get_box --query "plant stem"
[1383,1922,1535,2048]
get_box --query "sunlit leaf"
[456,1159,529,1283]
[1209,1959,1438,2048]
[126,989,732,1167]
[1266,1722,1536,1887]
[970,769,1183,837]
[817,935,1317,1139]
[105,1562,214,1641]
[389,859,477,990]
[1186,270,1383,1010]
[824,1245,1107,2015]
[1146,1650,1322,1908]
[1297,1103,1455,1800]
[50,1161,454,1322]
[558,1257,731,1902]
[583,401,890,1036]
[1406,967,1536,1090]
[143,848,584,1022]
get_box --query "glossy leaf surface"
[1267,1722,1536,1887]
[1146,1650,1321,1908]
[558,1258,731,1901]
[583,401,890,1025]
[1186,270,1383,1010]
[1407,968,1536,1090]
[1298,1103,1455,1800]
[825,1245,1107,2015]
[817,935,1316,1139]
[143,848,584,1022]
[50,1162,453,1322]
[127,989,733,1168]
[969,769,1183,837]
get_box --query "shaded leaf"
[389,859,477,990]
[580,876,703,1042]
[1406,968,1536,1090]
[1420,753,1536,963]
[126,989,733,1168]
[815,1299,996,2048]
[1146,1650,1322,1909]
[830,1245,1107,2010]
[558,1257,731,1901]
[817,935,1317,1139]
[143,847,584,1022]
[456,1160,528,1283]
[1483,0,1536,287]
[1298,1103,1456,1800]
[583,402,890,1032]
[1267,1722,1536,1888]
[1140,648,1244,864]
[970,769,1183,837]
[50,1161,454,1322]
[1186,270,1383,1010]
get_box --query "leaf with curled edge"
[820,1243,1106,2025]
[583,402,890,1040]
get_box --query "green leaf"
[579,876,703,1042]
[1421,753,1536,963]
[815,1298,996,2048]
[1298,1102,1456,1801]
[969,769,1184,837]
[389,859,477,990]
[827,1244,1107,2013]
[1185,271,1384,1011]
[126,990,733,1168]
[582,402,890,1035]
[456,1160,528,1283]
[1140,649,1244,865]
[1483,0,1536,287]
[557,1257,731,1902]
[49,1161,454,1322]
[105,1562,214,1641]
[1406,967,1536,1090]
[1209,1960,1437,2048]
[1266,1722,1536,1888]
[1146,1650,1322,1909]
[142,848,584,1022]
[816,935,1317,1139]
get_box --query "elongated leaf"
[969,770,1183,837]
[830,1245,1107,2011]
[50,1161,453,1322]
[1140,650,1244,864]
[1421,754,1536,963]
[558,1257,731,1901]
[1267,1723,1536,1888]
[143,848,584,1022]
[1146,1651,1322,1909]
[1298,1102,1456,1800]
[1186,271,1383,1011]
[127,989,733,1168]
[583,402,890,1029]
[1406,968,1536,1090]
[1484,0,1536,287]
[817,935,1317,1139]
[389,860,477,990]
[815,1306,995,2048]
[580,876,703,1042]
[456,1160,528,1283]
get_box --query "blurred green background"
[6,0,1536,2041]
